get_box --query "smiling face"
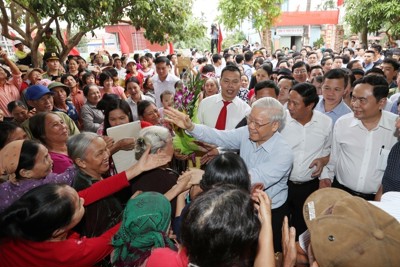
[29,94,54,112]
[45,113,69,144]
[247,107,279,146]
[204,79,219,97]
[77,137,110,178]
[293,66,308,83]
[351,83,385,123]
[141,103,160,125]
[63,75,77,88]
[220,70,241,101]
[126,81,142,102]
[103,77,114,89]
[86,85,102,105]
[21,144,53,179]
[29,70,42,84]
[321,78,346,109]
[240,75,249,89]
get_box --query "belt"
[333,179,375,200]
[288,179,318,186]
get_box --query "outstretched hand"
[252,189,272,224]
[136,145,170,173]
[0,50,8,59]
[282,216,297,267]
[164,107,194,131]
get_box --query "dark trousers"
[271,200,289,252]
[287,179,319,240]
[211,38,218,54]
[332,179,375,200]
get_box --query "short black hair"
[0,183,74,241]
[212,54,222,63]
[292,61,310,72]
[323,69,349,89]
[201,64,215,74]
[254,80,279,96]
[200,153,251,192]
[259,63,273,76]
[371,44,382,53]
[235,54,244,64]
[181,185,260,267]
[103,99,133,135]
[244,51,253,62]
[353,75,389,101]
[154,56,170,66]
[221,65,241,79]
[320,57,332,66]
[365,67,385,77]
[382,58,400,71]
[290,82,319,109]
[0,121,22,149]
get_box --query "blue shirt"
[190,124,294,209]
[314,97,352,125]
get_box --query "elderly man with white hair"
[165,97,293,252]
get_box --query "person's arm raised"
[125,145,171,180]
[163,107,195,131]
[253,189,275,267]
[0,50,21,75]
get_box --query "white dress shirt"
[321,111,398,194]
[126,94,154,121]
[153,73,180,108]
[197,94,251,130]
[281,110,332,182]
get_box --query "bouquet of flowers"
[173,71,204,155]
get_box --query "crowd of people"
[0,38,400,267]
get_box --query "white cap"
[14,40,22,45]
[126,58,137,65]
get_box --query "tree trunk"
[30,38,42,68]
[361,26,368,48]
[306,0,311,11]
[261,27,271,54]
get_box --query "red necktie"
[215,101,231,130]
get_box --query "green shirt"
[42,36,59,53]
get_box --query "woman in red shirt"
[0,144,171,267]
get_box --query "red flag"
[168,42,175,55]
[119,33,129,54]
[337,0,344,6]
[217,26,223,53]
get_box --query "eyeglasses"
[351,96,368,105]
[246,116,272,129]
[294,69,307,75]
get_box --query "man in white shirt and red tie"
[197,65,251,130]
